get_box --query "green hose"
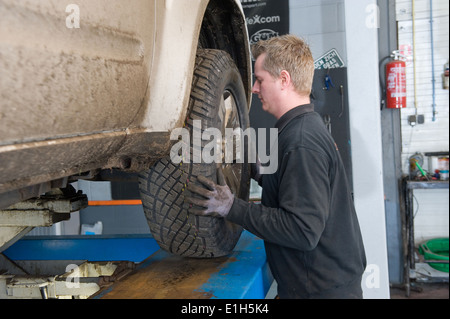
[415,159,427,177]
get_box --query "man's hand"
[185,168,234,218]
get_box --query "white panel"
[345,0,390,299]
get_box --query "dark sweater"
[227,104,367,299]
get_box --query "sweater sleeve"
[226,147,331,251]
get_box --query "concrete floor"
[267,280,449,299]
[390,282,449,299]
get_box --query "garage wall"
[397,0,449,171]
[396,0,449,243]
[290,0,346,63]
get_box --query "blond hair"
[251,35,315,96]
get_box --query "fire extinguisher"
[385,51,407,109]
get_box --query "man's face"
[252,53,282,117]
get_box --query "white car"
[0,0,252,257]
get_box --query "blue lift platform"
[3,231,273,299]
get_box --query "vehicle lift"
[1,231,273,299]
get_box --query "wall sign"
[241,1,289,157]
[241,0,290,45]
[314,49,345,70]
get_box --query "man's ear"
[280,70,291,90]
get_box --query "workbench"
[402,179,449,297]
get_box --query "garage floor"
[268,280,449,299]
[390,282,449,299]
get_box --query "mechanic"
[185,35,367,299]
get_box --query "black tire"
[138,49,251,258]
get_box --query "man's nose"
[252,82,259,94]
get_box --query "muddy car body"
[0,0,252,256]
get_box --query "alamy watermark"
[66,4,80,29]
[170,120,278,175]
[364,264,381,289]
[64,3,380,29]
[65,264,81,288]
[365,4,380,29]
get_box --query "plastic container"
[440,170,449,181]
[437,156,449,181]
[81,221,103,235]
[419,238,449,273]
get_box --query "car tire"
[138,49,251,258]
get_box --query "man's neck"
[275,96,311,120]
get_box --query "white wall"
[396,0,449,244]
[290,0,347,63]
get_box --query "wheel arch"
[140,0,251,133]
[199,0,253,108]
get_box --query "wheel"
[138,49,251,258]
